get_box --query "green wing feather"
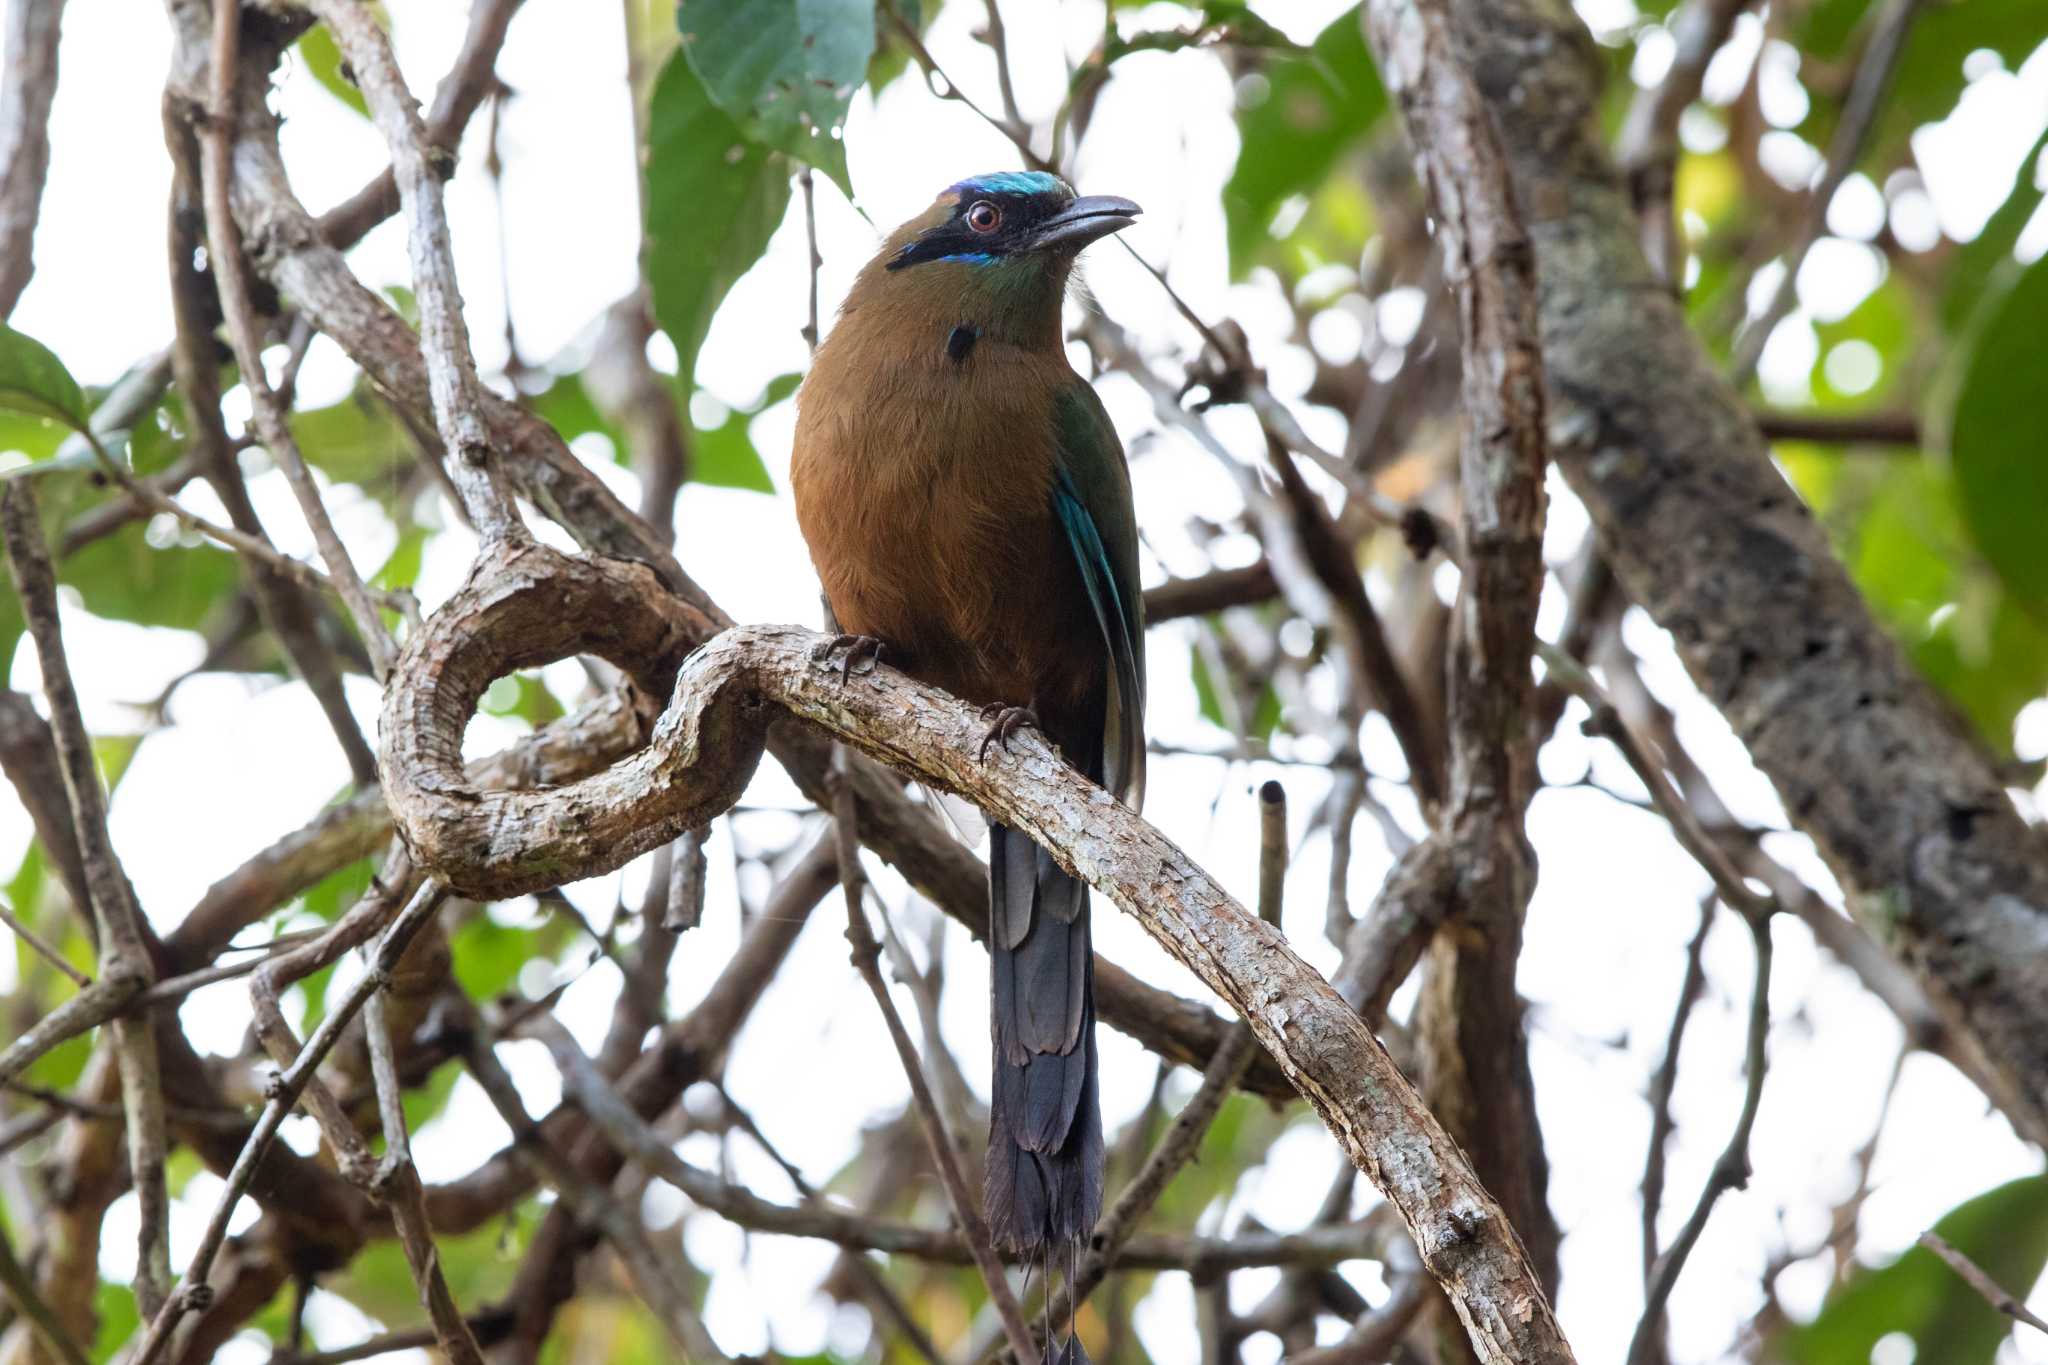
[1052,384,1145,808]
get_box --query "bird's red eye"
[966,200,1001,233]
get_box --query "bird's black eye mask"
[887,173,1077,272]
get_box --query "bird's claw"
[813,633,885,682]
[978,705,1039,763]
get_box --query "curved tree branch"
[377,539,1576,1364]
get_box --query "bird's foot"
[813,633,886,682]
[978,704,1040,762]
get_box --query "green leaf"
[92,1278,141,1365]
[401,1056,463,1132]
[1913,584,2048,754]
[25,1024,92,1092]
[450,910,575,1002]
[868,0,937,90]
[480,672,566,728]
[1950,255,2048,608]
[0,324,89,436]
[331,1197,542,1329]
[63,522,238,633]
[371,524,427,593]
[692,373,797,494]
[528,373,626,456]
[1222,4,1385,277]
[294,23,370,119]
[290,389,408,488]
[300,855,377,924]
[91,734,144,793]
[644,52,794,387]
[1798,0,2048,159]
[1189,632,1281,742]
[1779,1176,2048,1365]
[1946,124,2048,332]
[675,0,875,192]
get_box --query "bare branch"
[461,1011,735,1364]
[0,898,88,987]
[376,541,1575,1361]
[1440,0,2048,1149]
[363,990,485,1365]
[199,0,398,679]
[1641,896,1714,1289]
[1728,0,1925,384]
[303,0,525,542]
[1628,909,1773,1364]
[0,0,64,317]
[0,482,172,1318]
[130,883,452,1365]
[1616,0,1752,284]
[1365,0,1560,1315]
[164,96,380,784]
[1919,1231,2048,1338]
[1020,783,1291,1356]
[0,1214,91,1365]
[831,750,1042,1365]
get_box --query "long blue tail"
[985,823,1102,1252]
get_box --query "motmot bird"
[791,172,1145,1258]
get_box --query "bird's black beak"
[1030,195,1142,253]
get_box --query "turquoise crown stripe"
[952,170,1068,198]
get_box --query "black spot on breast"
[947,323,978,364]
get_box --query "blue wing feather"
[1052,463,1145,808]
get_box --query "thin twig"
[1616,0,1753,286]
[1641,895,1715,1289]
[0,899,90,986]
[1282,1233,1427,1364]
[246,854,416,1186]
[364,988,486,1365]
[0,1210,92,1365]
[77,420,399,614]
[830,747,1042,1365]
[1562,662,1775,920]
[1919,1231,2048,1337]
[878,0,1050,171]
[167,61,380,785]
[798,163,821,354]
[0,0,65,318]
[462,1011,735,1363]
[129,882,452,1365]
[305,0,526,542]
[979,0,1025,130]
[1728,0,1925,385]
[0,482,171,1318]
[714,1088,948,1365]
[1627,908,1774,1365]
[202,0,399,678]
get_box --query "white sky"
[4,2,2048,1363]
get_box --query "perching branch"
[377,539,1576,1364]
[1020,782,1291,1356]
